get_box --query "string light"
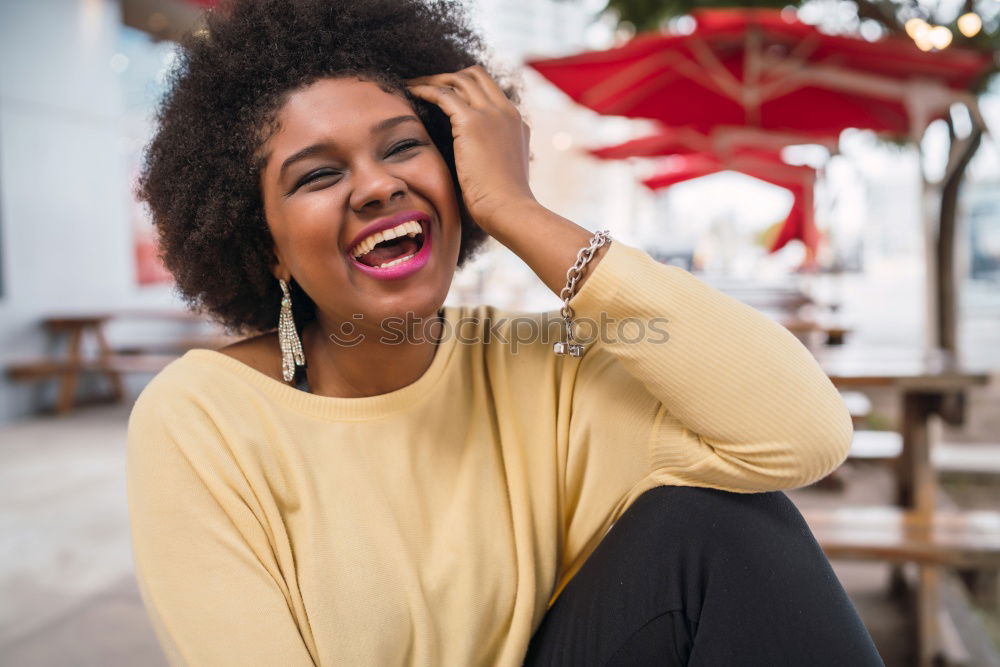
[904,16,959,51]
[957,12,983,38]
[928,25,953,49]
[905,17,929,40]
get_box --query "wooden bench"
[114,335,235,356]
[848,429,903,461]
[7,353,179,414]
[803,505,1000,665]
[841,390,872,427]
[933,442,1000,478]
[802,506,1000,569]
[848,431,1000,477]
[7,355,178,380]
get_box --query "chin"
[368,287,446,322]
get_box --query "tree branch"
[854,0,906,35]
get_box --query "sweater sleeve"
[550,239,853,597]
[566,238,853,492]
[125,375,317,667]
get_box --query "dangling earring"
[278,278,305,382]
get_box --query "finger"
[409,71,490,108]
[405,83,470,119]
[463,66,514,108]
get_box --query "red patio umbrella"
[587,125,838,161]
[527,8,991,140]
[588,126,714,160]
[529,8,994,353]
[588,126,826,262]
[641,151,819,266]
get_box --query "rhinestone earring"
[278,278,305,383]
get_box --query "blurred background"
[1,0,999,665]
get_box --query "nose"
[349,160,407,212]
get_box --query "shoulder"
[128,333,277,434]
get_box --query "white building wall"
[0,0,182,424]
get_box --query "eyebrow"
[278,114,422,177]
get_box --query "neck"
[300,307,444,398]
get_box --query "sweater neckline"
[180,304,461,421]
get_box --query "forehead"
[268,77,414,149]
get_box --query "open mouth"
[349,220,427,270]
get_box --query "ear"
[271,246,291,283]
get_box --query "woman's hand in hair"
[406,66,535,235]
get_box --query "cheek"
[279,195,346,249]
[414,155,460,220]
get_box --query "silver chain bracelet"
[553,229,612,357]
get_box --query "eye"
[295,168,340,190]
[387,139,427,157]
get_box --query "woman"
[127,0,884,665]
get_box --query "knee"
[617,485,816,556]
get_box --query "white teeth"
[351,220,424,258]
[375,252,418,269]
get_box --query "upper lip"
[346,210,431,255]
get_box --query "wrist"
[475,195,544,241]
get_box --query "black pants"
[524,486,885,666]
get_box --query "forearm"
[486,200,611,298]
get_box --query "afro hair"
[138,0,517,334]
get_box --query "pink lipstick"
[346,210,432,281]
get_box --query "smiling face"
[259,76,463,333]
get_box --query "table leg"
[899,392,944,666]
[55,328,83,414]
[917,565,942,667]
[889,394,922,597]
[909,394,938,518]
[94,326,124,401]
[895,392,938,516]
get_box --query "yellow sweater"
[126,239,852,667]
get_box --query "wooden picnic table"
[6,311,236,414]
[808,344,993,666]
[814,345,990,515]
